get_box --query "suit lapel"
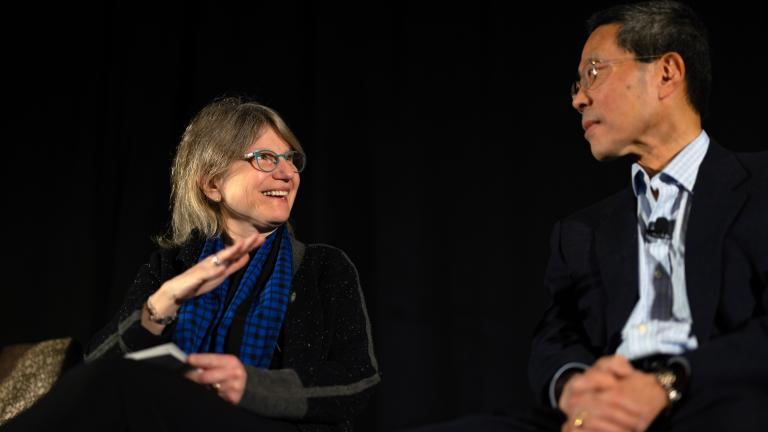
[596,188,640,348]
[685,141,748,341]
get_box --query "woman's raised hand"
[160,233,263,303]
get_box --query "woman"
[4,97,380,432]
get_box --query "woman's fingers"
[185,353,247,404]
[188,353,228,368]
[245,232,263,250]
[215,233,262,266]
[187,368,230,385]
[185,235,260,295]
[163,233,265,301]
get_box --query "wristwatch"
[655,369,682,404]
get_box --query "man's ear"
[200,176,222,202]
[657,52,686,100]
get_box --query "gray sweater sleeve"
[85,251,171,362]
[237,246,380,422]
[240,365,380,420]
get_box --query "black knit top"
[85,235,380,432]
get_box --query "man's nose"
[571,87,591,113]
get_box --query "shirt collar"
[631,130,710,197]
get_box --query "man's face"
[571,24,657,161]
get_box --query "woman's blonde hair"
[159,97,303,247]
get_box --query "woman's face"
[207,126,300,238]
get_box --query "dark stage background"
[3,1,766,430]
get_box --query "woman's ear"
[200,176,222,202]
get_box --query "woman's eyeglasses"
[243,150,306,173]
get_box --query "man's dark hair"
[587,1,711,117]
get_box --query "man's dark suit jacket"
[529,141,767,430]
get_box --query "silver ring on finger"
[211,254,222,266]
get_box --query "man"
[529,1,767,431]
[407,2,765,432]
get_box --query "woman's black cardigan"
[85,235,380,432]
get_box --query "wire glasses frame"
[243,149,307,173]
[571,55,661,97]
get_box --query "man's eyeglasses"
[243,149,307,173]
[570,55,660,97]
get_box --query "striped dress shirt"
[616,130,710,359]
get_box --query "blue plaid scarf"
[172,225,293,367]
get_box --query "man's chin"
[593,153,621,162]
[588,142,621,162]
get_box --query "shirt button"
[290,292,297,303]
[638,324,648,334]
[654,269,663,279]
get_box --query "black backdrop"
[3,1,766,430]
